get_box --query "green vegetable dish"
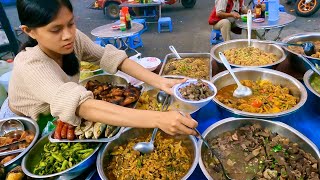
[33,142,97,175]
[310,73,320,94]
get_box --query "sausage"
[54,120,64,139]
[67,125,75,140]
[61,123,68,139]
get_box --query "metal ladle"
[298,54,320,76]
[0,119,25,136]
[133,91,171,154]
[218,52,252,98]
[263,41,316,56]
[169,45,182,59]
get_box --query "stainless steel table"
[91,22,144,51]
[235,12,296,41]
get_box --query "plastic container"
[268,0,280,21]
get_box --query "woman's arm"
[77,99,198,135]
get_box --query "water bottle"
[268,0,280,21]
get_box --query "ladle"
[0,119,25,137]
[218,52,252,98]
[133,91,171,154]
[298,54,320,76]
[194,128,232,180]
[247,10,252,47]
[263,41,316,56]
[169,45,182,59]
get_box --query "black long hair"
[17,0,79,76]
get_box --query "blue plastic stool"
[158,17,173,33]
[132,18,147,33]
[210,29,223,45]
[126,33,143,49]
[279,4,285,12]
[95,37,119,48]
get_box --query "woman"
[0,0,198,136]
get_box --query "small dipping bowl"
[173,79,217,111]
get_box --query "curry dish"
[163,57,210,80]
[223,47,278,66]
[216,80,298,113]
[288,41,320,58]
[105,132,192,180]
[204,124,320,180]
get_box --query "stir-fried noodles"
[105,132,192,180]
[223,47,278,66]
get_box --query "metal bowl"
[210,39,287,69]
[79,73,129,86]
[96,128,199,180]
[0,117,39,170]
[211,68,308,118]
[282,32,320,73]
[198,117,320,180]
[303,70,320,98]
[21,134,101,179]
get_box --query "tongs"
[0,140,26,157]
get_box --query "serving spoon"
[133,91,171,154]
[218,52,252,98]
[247,10,252,47]
[0,119,25,137]
[262,41,316,56]
[298,54,320,76]
[169,45,182,59]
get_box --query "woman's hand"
[159,78,187,95]
[156,111,198,136]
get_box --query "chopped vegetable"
[33,142,97,175]
[272,144,283,152]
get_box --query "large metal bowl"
[21,134,101,179]
[198,117,320,180]
[210,39,287,69]
[79,73,129,86]
[303,70,320,98]
[282,32,320,73]
[211,68,308,118]
[1,117,39,170]
[96,128,199,180]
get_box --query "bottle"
[122,7,132,29]
[261,1,266,18]
[255,0,262,18]
[119,9,126,26]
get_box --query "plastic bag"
[37,113,57,137]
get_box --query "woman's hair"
[17,0,79,76]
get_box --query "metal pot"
[303,69,320,98]
[210,39,287,69]
[1,117,39,171]
[21,135,101,179]
[198,117,320,180]
[282,32,320,73]
[96,128,199,180]
[211,68,308,118]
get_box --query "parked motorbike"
[96,0,197,19]
[291,0,320,17]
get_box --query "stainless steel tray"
[48,127,125,143]
[49,74,143,143]
[159,53,212,80]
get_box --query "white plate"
[136,57,161,71]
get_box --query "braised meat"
[85,80,141,107]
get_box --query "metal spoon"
[169,45,182,59]
[298,54,320,76]
[194,128,232,180]
[218,52,252,98]
[133,91,171,154]
[262,41,316,56]
[247,10,252,47]
[0,119,24,136]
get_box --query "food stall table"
[91,22,144,52]
[119,2,162,21]
[235,12,296,41]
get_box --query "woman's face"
[25,6,76,59]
